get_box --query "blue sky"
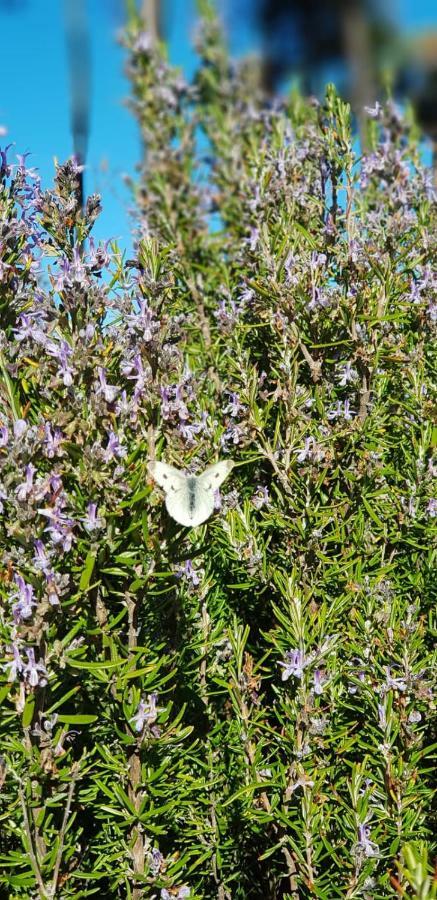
[0,0,435,253]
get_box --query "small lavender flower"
[38,505,75,553]
[355,824,379,859]
[220,422,246,447]
[426,498,436,518]
[407,710,422,724]
[15,464,36,502]
[247,226,259,251]
[377,702,387,729]
[44,571,61,606]
[176,559,201,586]
[214,298,242,331]
[96,367,119,403]
[45,338,74,386]
[251,486,270,509]
[337,362,357,386]
[4,644,25,681]
[131,693,162,732]
[295,436,314,462]
[43,423,63,458]
[224,392,246,418]
[33,539,52,573]
[313,669,327,695]
[102,430,126,462]
[13,313,47,345]
[82,502,105,533]
[11,574,37,623]
[364,101,382,118]
[327,399,354,421]
[279,649,307,681]
[0,425,9,446]
[148,848,164,876]
[161,888,190,900]
[13,419,28,439]
[126,298,160,342]
[382,667,408,694]
[23,648,48,688]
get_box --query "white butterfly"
[148,460,234,527]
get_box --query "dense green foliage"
[0,6,435,898]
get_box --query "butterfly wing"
[147,461,186,491]
[197,460,235,490]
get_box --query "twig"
[299,341,322,383]
[50,774,77,897]
[18,787,48,899]
[126,593,145,900]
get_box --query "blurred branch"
[141,0,162,41]
[64,0,91,208]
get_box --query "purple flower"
[133,31,154,53]
[148,848,164,876]
[96,367,119,403]
[13,313,47,345]
[37,504,75,553]
[102,430,126,462]
[46,339,74,386]
[377,702,387,729]
[13,419,28,439]
[55,245,88,291]
[15,464,36,502]
[327,399,354,421]
[23,648,48,688]
[131,693,162,732]
[126,298,160,342]
[82,502,104,533]
[123,353,147,401]
[0,425,9,447]
[11,574,37,623]
[4,644,25,681]
[33,539,52,573]
[220,422,245,447]
[313,669,327,695]
[348,669,366,694]
[426,498,436,518]
[279,649,307,681]
[247,226,259,251]
[214,298,242,331]
[295,436,314,462]
[44,571,61,606]
[382,667,407,694]
[159,384,189,422]
[356,824,379,859]
[87,237,111,270]
[178,413,209,444]
[294,436,325,464]
[176,559,201,586]
[364,101,382,118]
[161,889,190,900]
[0,486,7,514]
[224,392,246,418]
[337,362,357,386]
[43,423,63,458]
[251,486,270,509]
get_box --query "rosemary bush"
[0,7,435,899]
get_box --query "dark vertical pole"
[65,0,91,210]
[141,0,162,41]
